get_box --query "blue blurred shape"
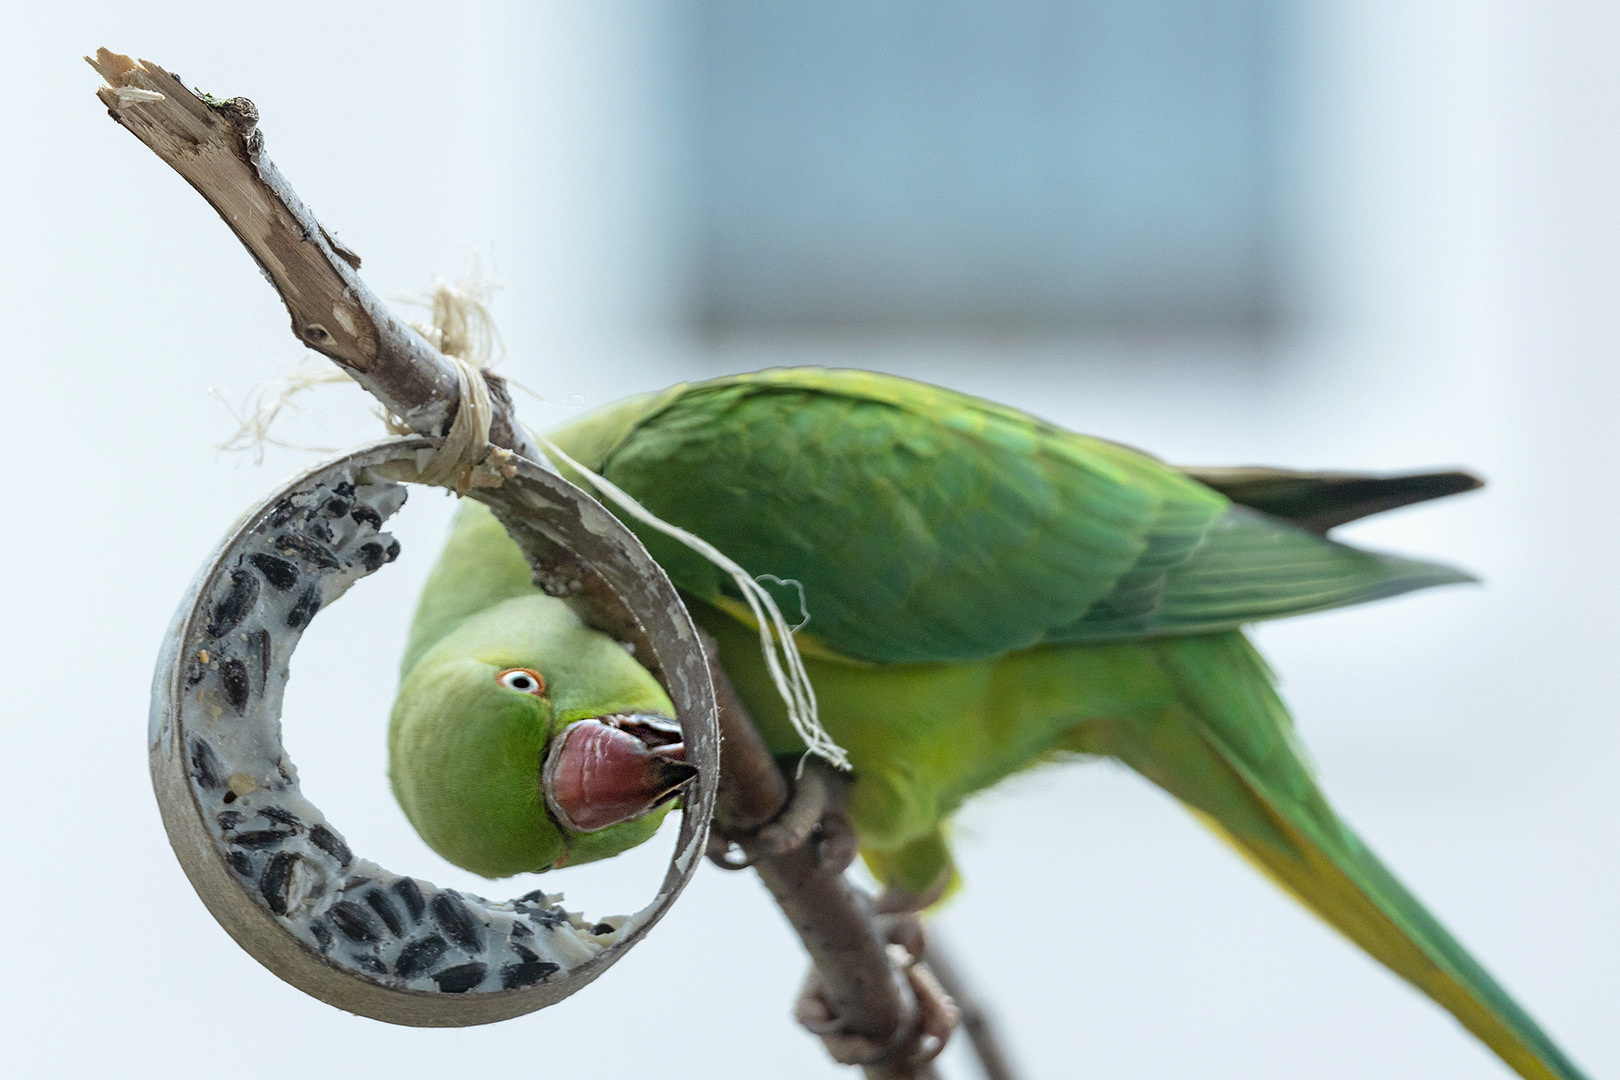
[685,0,1281,335]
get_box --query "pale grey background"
[0,2,1616,1078]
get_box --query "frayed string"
[214,274,845,765]
[534,435,851,772]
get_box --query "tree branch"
[924,940,1022,1080]
[86,48,538,461]
[92,48,946,1077]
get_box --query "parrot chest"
[694,602,1172,852]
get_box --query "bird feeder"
[149,437,719,1025]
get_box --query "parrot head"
[389,595,695,878]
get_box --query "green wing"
[546,368,1472,664]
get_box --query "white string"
[213,278,833,758]
[534,435,851,771]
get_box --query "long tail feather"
[1078,632,1587,1080]
[1182,466,1482,533]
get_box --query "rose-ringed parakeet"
[390,368,1586,1080]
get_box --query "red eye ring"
[496,667,546,695]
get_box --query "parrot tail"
[1071,632,1588,1080]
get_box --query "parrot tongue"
[542,716,696,833]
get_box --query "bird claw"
[906,953,960,1067]
[754,757,835,854]
[727,756,857,871]
[792,944,959,1068]
[705,830,753,870]
[875,865,953,914]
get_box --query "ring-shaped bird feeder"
[150,437,719,1026]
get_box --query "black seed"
[222,790,237,805]
[305,519,334,544]
[260,806,302,830]
[189,739,222,790]
[519,901,568,930]
[329,900,384,942]
[517,890,548,905]
[216,810,244,830]
[333,481,355,497]
[273,533,340,570]
[591,923,615,936]
[356,542,387,572]
[432,962,488,993]
[247,553,300,591]
[220,658,251,713]
[391,878,425,921]
[509,920,533,939]
[286,584,321,630]
[232,828,294,849]
[393,935,449,978]
[310,920,333,953]
[365,890,406,936]
[350,504,382,530]
[351,952,387,975]
[500,960,558,989]
[384,538,401,563]
[227,851,255,878]
[268,498,299,528]
[321,496,352,518]
[255,628,271,684]
[207,569,259,638]
[259,851,299,915]
[431,892,483,953]
[510,943,539,964]
[309,824,352,867]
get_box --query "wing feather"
[545,369,1471,664]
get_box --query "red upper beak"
[542,715,696,833]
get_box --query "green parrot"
[390,367,1586,1080]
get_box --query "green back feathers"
[545,368,1473,664]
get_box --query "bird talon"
[814,811,859,873]
[875,865,952,914]
[905,958,959,1066]
[755,758,841,855]
[792,973,896,1066]
[705,831,753,870]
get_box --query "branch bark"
[924,940,1022,1080]
[86,49,538,461]
[92,49,944,1077]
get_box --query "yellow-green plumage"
[391,504,680,876]
[396,368,1585,1080]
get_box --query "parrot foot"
[704,831,752,870]
[793,944,959,1070]
[710,757,859,872]
[753,757,843,856]
[875,866,953,915]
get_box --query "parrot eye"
[496,668,546,695]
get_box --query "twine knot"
[395,353,518,495]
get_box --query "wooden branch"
[86,49,540,462]
[924,940,1021,1080]
[702,638,937,1073]
[93,49,944,1077]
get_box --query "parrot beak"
[542,715,696,833]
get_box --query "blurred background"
[2,1,1617,1077]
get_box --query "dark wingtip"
[1185,466,1486,533]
